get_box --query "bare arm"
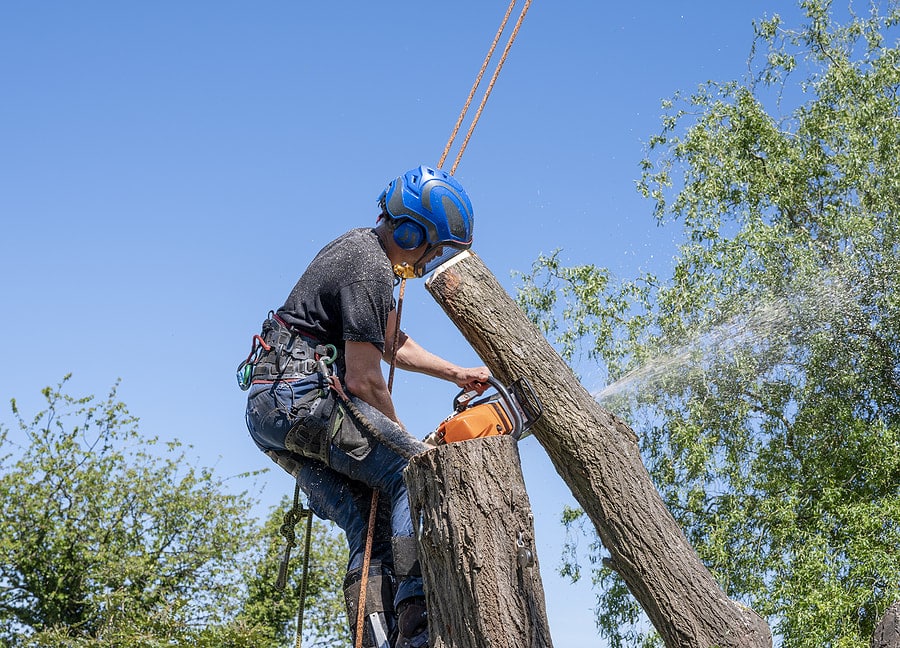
[344,340,401,423]
[384,310,490,389]
[342,310,489,425]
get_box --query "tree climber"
[242,166,489,648]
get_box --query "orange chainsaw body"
[435,401,515,444]
[428,377,542,446]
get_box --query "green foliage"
[518,2,900,646]
[0,377,348,647]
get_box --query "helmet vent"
[442,196,467,239]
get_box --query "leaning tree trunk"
[405,436,553,648]
[425,251,772,648]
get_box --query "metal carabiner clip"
[236,361,253,391]
[236,334,271,391]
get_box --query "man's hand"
[452,366,491,393]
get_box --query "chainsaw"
[424,376,543,446]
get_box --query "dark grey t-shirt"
[276,228,395,352]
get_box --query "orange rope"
[355,4,534,642]
[450,0,533,175]
[355,276,406,648]
[354,496,378,648]
[387,278,407,392]
[437,0,517,170]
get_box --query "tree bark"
[425,251,772,648]
[873,601,900,648]
[405,436,553,648]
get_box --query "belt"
[251,315,339,384]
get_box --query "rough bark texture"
[873,601,900,648]
[425,251,772,648]
[405,436,553,648]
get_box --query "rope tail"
[277,480,314,648]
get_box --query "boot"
[395,596,428,648]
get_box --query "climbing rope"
[355,274,407,648]
[355,496,379,648]
[278,479,315,648]
[387,277,407,393]
[437,0,516,170]
[283,3,534,646]
[353,3,534,644]
[439,0,533,174]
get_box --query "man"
[242,166,489,648]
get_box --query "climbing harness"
[237,313,339,390]
[256,319,338,648]
[258,313,411,648]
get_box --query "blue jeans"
[245,378,426,605]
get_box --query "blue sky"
[1,2,806,644]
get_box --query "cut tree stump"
[406,435,553,648]
[424,251,772,648]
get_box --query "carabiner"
[236,360,253,391]
[315,343,338,366]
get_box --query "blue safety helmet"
[378,165,474,277]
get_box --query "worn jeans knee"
[325,396,426,605]
[294,459,392,569]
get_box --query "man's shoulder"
[317,228,391,284]
[326,228,379,254]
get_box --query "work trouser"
[244,376,427,606]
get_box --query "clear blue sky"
[1,2,805,645]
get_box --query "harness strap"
[248,314,341,385]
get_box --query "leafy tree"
[517,1,900,646]
[0,376,348,647]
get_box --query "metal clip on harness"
[314,344,338,392]
[236,334,272,391]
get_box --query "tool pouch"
[284,383,338,465]
[330,401,376,462]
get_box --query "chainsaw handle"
[452,388,480,412]
[452,376,501,411]
[452,377,526,440]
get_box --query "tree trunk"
[425,251,772,648]
[405,435,553,648]
[873,601,900,648]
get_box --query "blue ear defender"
[393,219,426,250]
